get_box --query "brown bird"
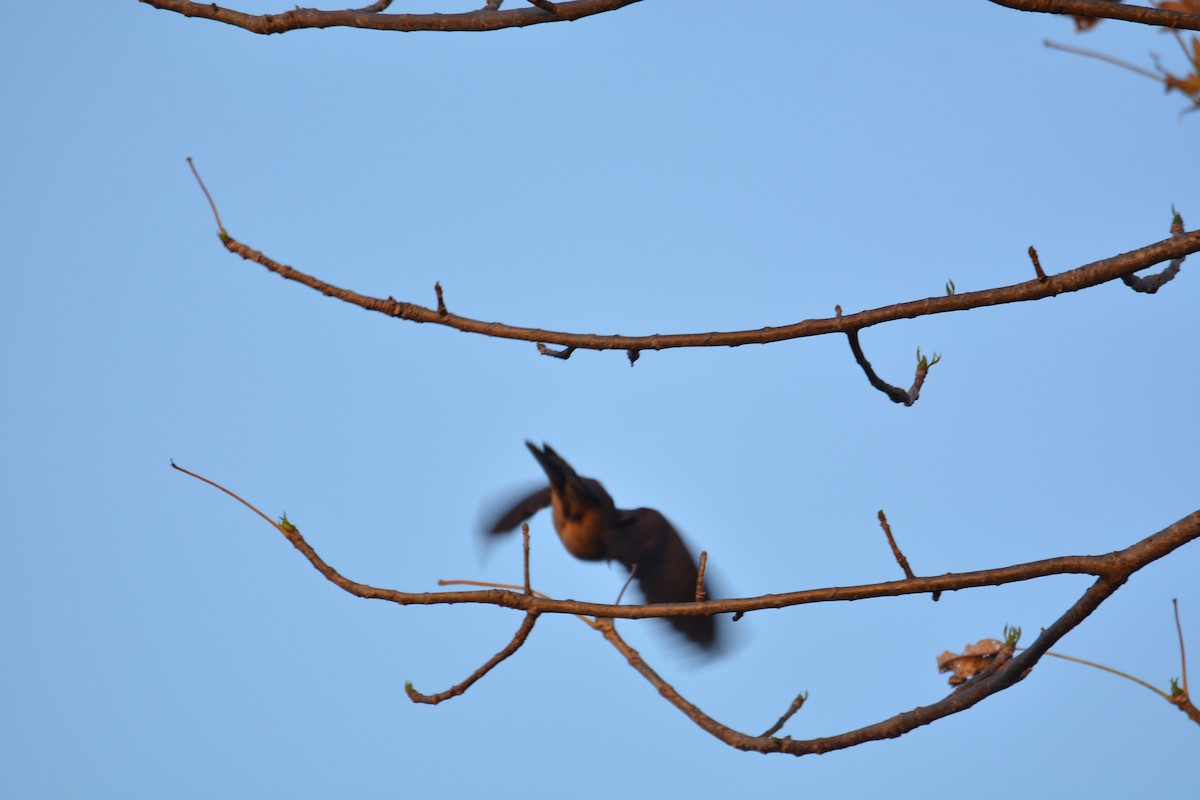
[487,442,717,650]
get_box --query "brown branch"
[760,691,808,738]
[170,462,1200,630]
[1175,598,1189,696]
[695,551,708,603]
[137,0,640,34]
[991,0,1200,30]
[846,332,940,406]
[1123,210,1187,293]
[522,522,531,595]
[212,225,1200,355]
[599,573,1125,754]
[1028,245,1047,281]
[407,612,540,704]
[434,281,447,315]
[876,511,916,580]
[174,460,1200,749]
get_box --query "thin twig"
[406,612,539,704]
[435,281,447,315]
[1029,649,1172,700]
[185,158,225,235]
[1028,245,1047,281]
[760,692,808,738]
[615,564,638,606]
[1175,598,1189,697]
[846,330,912,404]
[522,523,531,595]
[695,551,708,603]
[1045,39,1166,83]
[877,511,915,580]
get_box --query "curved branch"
[172,462,1200,626]
[406,611,540,704]
[174,461,1200,749]
[846,331,940,405]
[599,573,1126,755]
[215,226,1199,353]
[991,0,1200,30]
[138,0,642,34]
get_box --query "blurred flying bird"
[486,442,717,650]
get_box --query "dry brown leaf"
[937,639,1004,686]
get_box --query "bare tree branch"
[991,0,1200,30]
[211,226,1197,354]
[846,331,940,406]
[599,572,1127,754]
[169,461,1200,637]
[138,0,642,34]
[407,612,540,704]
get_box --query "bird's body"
[487,442,717,650]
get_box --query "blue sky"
[3,1,1198,797]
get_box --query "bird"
[486,442,717,650]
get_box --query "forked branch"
[171,461,1200,752]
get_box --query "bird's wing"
[612,508,717,650]
[484,485,554,534]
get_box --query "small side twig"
[185,157,226,237]
[1045,39,1166,83]
[847,330,939,406]
[1028,245,1047,281]
[1175,598,1189,697]
[528,0,558,11]
[406,612,539,704]
[615,564,638,606]
[760,691,808,738]
[435,282,448,315]
[355,0,393,11]
[877,511,915,580]
[1033,649,1173,700]
[522,522,531,595]
[537,342,576,360]
[1122,210,1187,294]
[695,551,708,603]
[878,511,938,601]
